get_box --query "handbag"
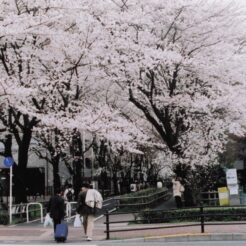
[180,185,185,192]
[73,214,82,227]
[44,213,53,227]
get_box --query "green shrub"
[0,211,8,225]
[120,188,160,198]
[139,206,246,224]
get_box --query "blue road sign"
[3,157,14,168]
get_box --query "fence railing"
[65,201,77,221]
[0,200,78,225]
[4,202,48,224]
[26,202,43,223]
[104,204,246,240]
[115,188,171,209]
[200,191,219,206]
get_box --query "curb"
[144,233,246,242]
[102,233,246,243]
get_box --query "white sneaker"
[87,237,92,241]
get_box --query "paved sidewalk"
[1,197,246,243]
[0,223,105,243]
[2,216,246,243]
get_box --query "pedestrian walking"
[63,184,75,202]
[172,176,185,208]
[47,189,65,233]
[76,183,103,241]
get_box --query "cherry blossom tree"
[1,0,245,203]
[100,0,246,172]
[0,0,148,201]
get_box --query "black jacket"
[76,191,95,215]
[47,195,65,220]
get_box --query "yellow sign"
[218,187,229,206]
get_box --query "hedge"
[139,206,246,224]
[120,188,163,199]
[0,211,8,225]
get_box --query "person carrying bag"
[73,214,83,227]
[44,213,53,227]
[76,183,103,241]
[47,189,65,233]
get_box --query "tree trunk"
[73,159,82,200]
[14,129,32,204]
[13,166,28,203]
[4,134,12,156]
[112,172,118,195]
[52,156,61,194]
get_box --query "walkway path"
[1,197,246,243]
[153,196,176,210]
[2,219,246,243]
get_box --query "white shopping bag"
[73,214,82,228]
[43,213,53,227]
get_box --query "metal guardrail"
[11,204,28,215]
[200,191,219,206]
[104,205,246,240]
[115,188,171,208]
[4,201,77,224]
[65,201,77,221]
[26,202,43,223]
[9,202,46,224]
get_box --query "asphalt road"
[1,240,246,246]
[95,242,246,246]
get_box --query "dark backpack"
[66,189,73,202]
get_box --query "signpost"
[3,157,14,224]
[226,168,240,205]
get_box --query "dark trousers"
[175,196,182,208]
[53,218,62,233]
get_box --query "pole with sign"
[226,168,240,205]
[3,157,14,224]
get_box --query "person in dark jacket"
[76,183,95,241]
[47,189,65,232]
